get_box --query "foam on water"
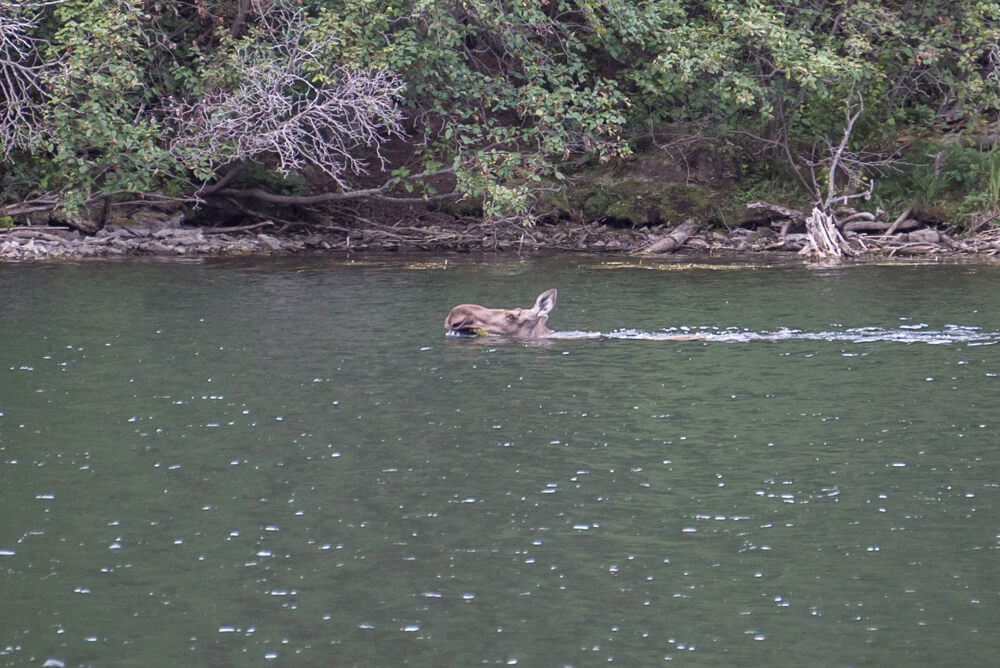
[548,324,1000,345]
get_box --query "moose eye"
[506,314,517,321]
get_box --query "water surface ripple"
[1,259,998,667]
[552,322,1000,345]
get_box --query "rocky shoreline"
[3,206,1000,262]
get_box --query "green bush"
[871,142,1000,224]
[1,0,998,224]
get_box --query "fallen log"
[640,218,699,254]
[0,225,71,233]
[203,221,275,235]
[843,218,919,234]
[838,211,877,226]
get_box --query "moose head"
[445,289,558,339]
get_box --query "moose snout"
[445,315,468,331]
[445,311,481,336]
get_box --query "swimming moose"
[445,289,558,339]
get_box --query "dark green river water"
[1,256,998,667]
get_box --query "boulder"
[907,227,940,243]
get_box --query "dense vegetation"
[1,0,998,229]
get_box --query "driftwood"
[801,207,853,258]
[2,200,998,261]
[843,218,919,234]
[203,221,276,234]
[837,211,876,227]
[641,218,699,254]
[889,243,940,256]
[885,208,914,235]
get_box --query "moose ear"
[534,289,557,315]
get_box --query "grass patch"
[871,141,1000,227]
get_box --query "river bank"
[3,208,1000,262]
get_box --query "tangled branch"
[0,1,58,156]
[168,2,407,194]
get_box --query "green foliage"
[305,0,632,220]
[608,0,1000,204]
[952,145,1000,219]
[33,0,170,214]
[2,0,999,223]
[871,142,1000,224]
[985,148,1000,211]
[723,161,814,216]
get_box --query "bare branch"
[825,85,864,209]
[0,1,60,156]
[791,84,901,216]
[0,193,57,216]
[167,2,407,193]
